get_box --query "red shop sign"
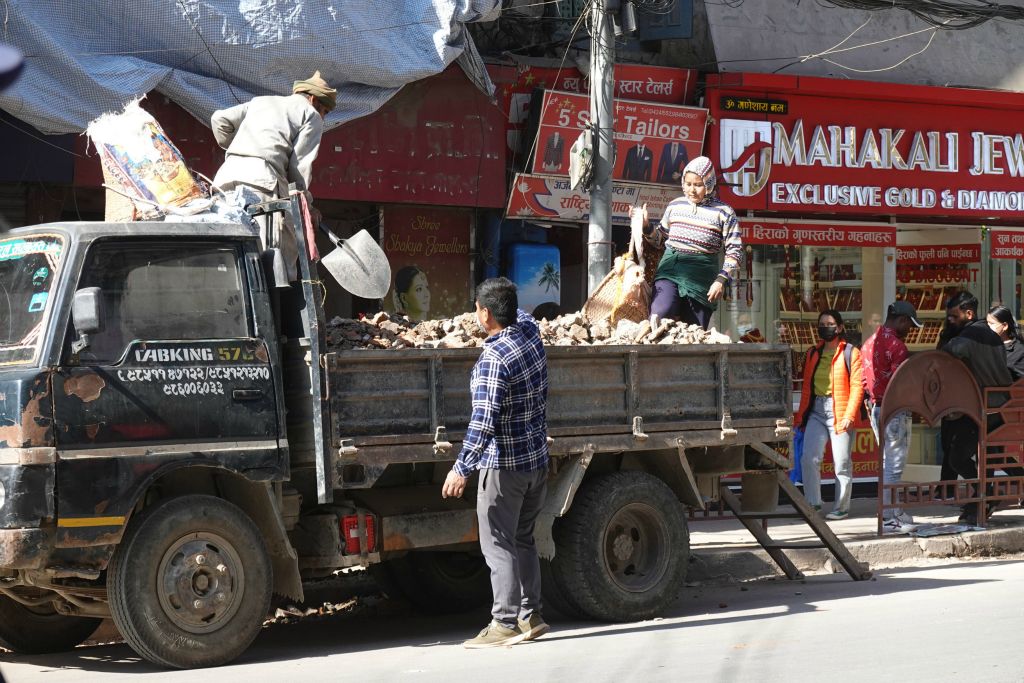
[706,73,1024,221]
[531,90,707,186]
[505,172,680,225]
[490,64,696,154]
[741,219,894,247]
[990,229,1024,259]
[896,244,980,265]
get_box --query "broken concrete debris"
[325,311,733,351]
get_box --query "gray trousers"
[476,467,547,627]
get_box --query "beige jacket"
[211,93,323,195]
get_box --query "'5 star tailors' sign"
[705,73,1024,221]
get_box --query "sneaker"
[463,620,526,649]
[518,613,550,641]
[824,509,849,521]
[957,504,978,526]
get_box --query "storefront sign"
[706,73,1024,220]
[381,206,472,319]
[490,64,697,153]
[990,229,1024,258]
[505,173,682,225]
[896,244,980,265]
[531,90,708,185]
[720,96,788,115]
[741,219,894,247]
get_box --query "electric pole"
[587,0,615,294]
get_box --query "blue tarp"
[0,0,498,135]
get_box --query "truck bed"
[326,343,791,453]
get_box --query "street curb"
[688,526,1024,583]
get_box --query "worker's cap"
[0,44,24,91]
[888,300,923,328]
[293,70,337,113]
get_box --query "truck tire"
[0,594,100,654]
[540,558,585,620]
[555,471,688,622]
[107,495,273,669]
[382,551,492,614]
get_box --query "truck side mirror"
[71,287,103,354]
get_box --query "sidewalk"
[687,496,1024,583]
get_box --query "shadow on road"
[0,558,1011,674]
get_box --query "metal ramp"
[718,470,872,581]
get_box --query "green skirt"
[654,248,720,311]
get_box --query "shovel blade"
[320,229,392,299]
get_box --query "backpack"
[841,343,869,422]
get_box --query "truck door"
[51,240,283,527]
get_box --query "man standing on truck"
[210,71,337,280]
[861,300,922,532]
[441,277,551,649]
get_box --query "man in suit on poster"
[656,140,689,184]
[622,142,653,182]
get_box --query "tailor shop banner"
[505,173,682,225]
[381,206,471,320]
[531,90,708,186]
[706,75,1024,220]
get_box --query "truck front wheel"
[0,593,100,653]
[107,495,272,669]
[553,471,688,622]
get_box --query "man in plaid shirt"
[442,277,550,648]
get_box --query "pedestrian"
[794,310,864,521]
[441,277,550,649]
[211,70,337,280]
[986,305,1024,380]
[629,156,743,331]
[861,301,923,532]
[939,291,1012,525]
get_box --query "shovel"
[317,223,392,300]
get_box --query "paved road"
[4,557,1024,683]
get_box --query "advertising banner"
[505,173,682,225]
[490,64,697,153]
[706,73,1024,221]
[990,229,1024,258]
[381,205,472,320]
[530,90,708,185]
[896,244,980,265]
[741,219,895,247]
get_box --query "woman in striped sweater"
[631,156,743,331]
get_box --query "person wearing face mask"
[861,301,923,532]
[793,310,864,521]
[939,291,1012,525]
[630,156,743,331]
[986,305,1024,380]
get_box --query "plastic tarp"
[0,0,499,135]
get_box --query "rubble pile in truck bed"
[325,311,733,351]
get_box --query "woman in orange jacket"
[794,310,864,521]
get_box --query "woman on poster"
[393,265,431,320]
[631,156,743,330]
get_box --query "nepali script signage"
[531,90,708,186]
[896,244,981,265]
[990,230,1024,259]
[505,173,681,225]
[741,220,895,247]
[706,74,1024,220]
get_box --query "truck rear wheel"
[554,471,688,622]
[0,593,100,654]
[107,495,272,669]
[381,551,492,613]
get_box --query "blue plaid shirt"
[453,309,549,477]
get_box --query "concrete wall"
[702,0,1024,91]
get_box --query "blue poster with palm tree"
[506,243,560,316]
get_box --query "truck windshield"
[0,234,63,366]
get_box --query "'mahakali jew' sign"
[705,73,1024,221]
